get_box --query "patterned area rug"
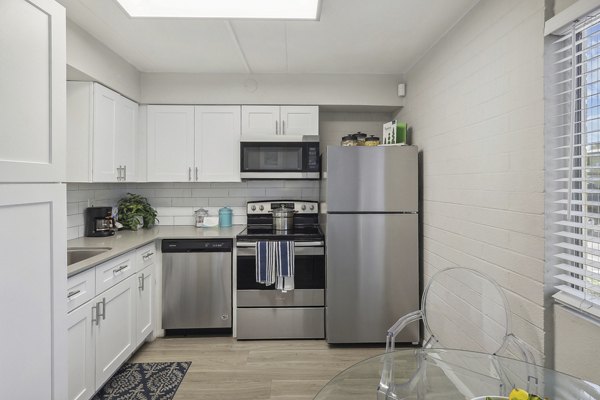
[93,361,191,400]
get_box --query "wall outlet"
[398,83,406,97]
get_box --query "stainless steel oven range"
[236,200,325,339]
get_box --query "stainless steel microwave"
[240,140,320,179]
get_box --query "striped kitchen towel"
[275,241,295,292]
[256,241,276,286]
[255,241,295,291]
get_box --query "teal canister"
[218,207,233,227]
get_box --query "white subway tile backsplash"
[192,188,229,198]
[156,216,174,226]
[265,188,302,198]
[247,180,285,188]
[146,197,173,207]
[171,197,208,207]
[232,215,247,225]
[208,197,247,207]
[67,214,83,228]
[67,227,79,241]
[67,202,79,216]
[66,180,319,238]
[173,216,195,225]
[155,188,191,198]
[211,182,247,188]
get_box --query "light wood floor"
[130,336,386,400]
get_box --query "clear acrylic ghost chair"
[377,267,536,400]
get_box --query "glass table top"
[314,348,600,400]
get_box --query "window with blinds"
[550,14,600,318]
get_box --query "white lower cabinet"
[95,276,137,389]
[136,264,154,345]
[67,301,95,400]
[67,245,156,400]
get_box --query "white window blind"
[551,14,600,318]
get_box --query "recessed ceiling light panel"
[114,0,321,20]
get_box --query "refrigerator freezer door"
[325,146,418,212]
[326,213,419,343]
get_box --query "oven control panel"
[247,200,318,214]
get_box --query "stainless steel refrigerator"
[321,145,420,343]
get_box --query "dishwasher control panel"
[161,239,233,253]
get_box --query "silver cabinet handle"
[188,167,192,181]
[282,120,285,135]
[142,251,154,260]
[113,264,128,274]
[98,298,106,320]
[92,304,98,326]
[138,273,145,291]
[123,165,127,181]
[116,166,121,181]
[67,290,81,299]
[195,166,199,181]
[275,120,279,135]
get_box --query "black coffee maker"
[84,207,116,237]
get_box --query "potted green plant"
[117,193,158,231]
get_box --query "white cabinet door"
[67,302,95,400]
[92,83,119,182]
[115,96,138,182]
[241,105,280,137]
[0,184,67,400]
[135,264,154,345]
[66,82,93,182]
[0,0,65,183]
[195,106,241,182]
[147,106,195,182]
[95,276,136,390]
[280,106,319,136]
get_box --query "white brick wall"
[67,180,319,240]
[399,0,546,358]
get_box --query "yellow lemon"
[509,388,529,400]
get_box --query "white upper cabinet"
[195,106,241,182]
[241,106,280,137]
[147,105,241,182]
[241,105,319,138]
[146,105,195,182]
[92,84,119,182]
[115,96,138,182]
[280,106,319,136]
[0,0,66,183]
[67,82,138,183]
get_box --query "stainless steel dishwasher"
[162,239,232,331]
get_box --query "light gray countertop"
[67,225,245,277]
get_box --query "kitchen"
[2,0,598,399]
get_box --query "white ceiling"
[58,0,479,75]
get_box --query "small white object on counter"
[198,216,218,227]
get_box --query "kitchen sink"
[67,247,111,266]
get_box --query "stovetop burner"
[237,200,324,242]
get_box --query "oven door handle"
[236,244,324,256]
[236,241,324,248]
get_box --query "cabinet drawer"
[136,242,156,272]
[67,267,96,312]
[95,251,135,294]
